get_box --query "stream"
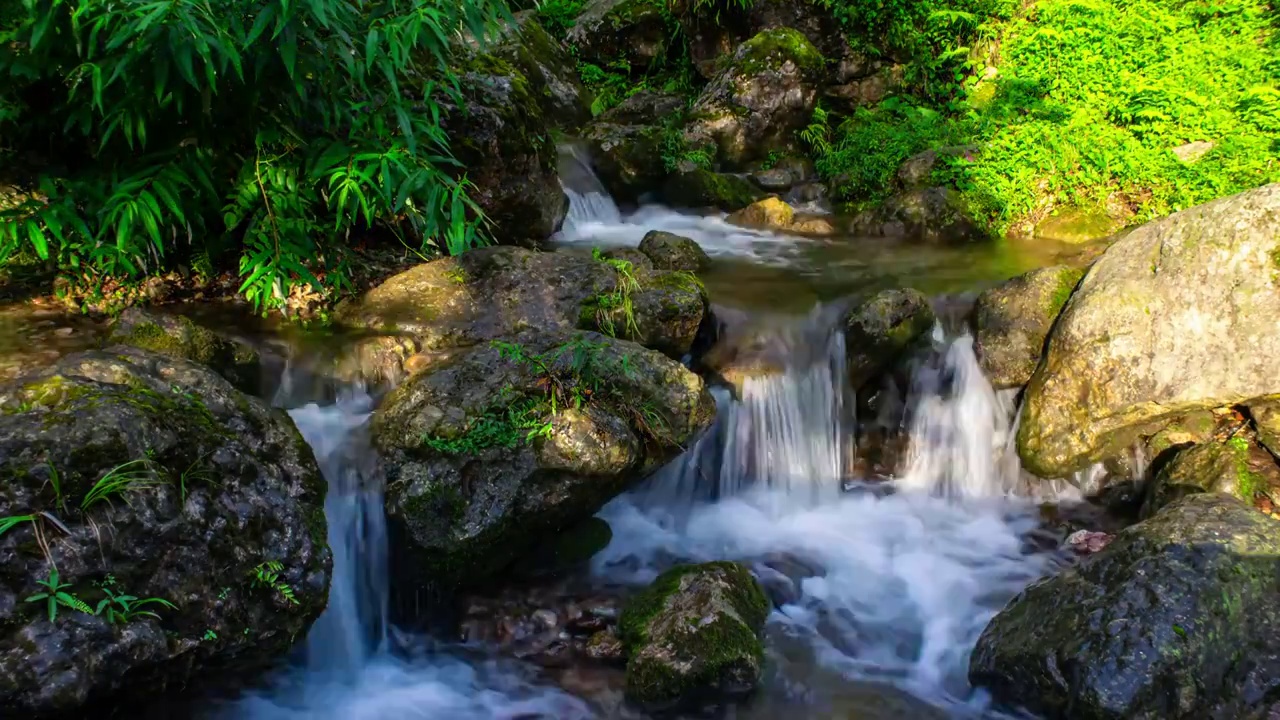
[1,155,1098,720]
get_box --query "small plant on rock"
[25,568,93,622]
[95,586,177,624]
[250,561,299,607]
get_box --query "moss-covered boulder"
[335,245,709,367]
[1018,183,1280,478]
[0,347,330,716]
[971,266,1083,389]
[970,493,1280,720]
[684,28,825,167]
[445,18,576,247]
[567,0,669,74]
[107,307,262,395]
[583,92,687,202]
[844,289,936,391]
[619,562,770,712]
[639,231,710,272]
[373,330,716,587]
[1141,437,1279,519]
[488,11,594,130]
[1249,402,1280,458]
[847,187,986,244]
[662,168,764,212]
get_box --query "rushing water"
[118,147,1092,719]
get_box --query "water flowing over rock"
[1017,183,1280,478]
[972,265,1083,389]
[618,562,770,712]
[372,330,716,587]
[107,307,263,394]
[684,28,825,167]
[0,347,330,715]
[970,493,1280,720]
[335,245,710,371]
[843,288,937,390]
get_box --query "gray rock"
[848,187,986,244]
[1139,439,1267,519]
[618,562,770,712]
[972,266,1083,389]
[1017,183,1280,478]
[1172,140,1215,164]
[894,145,979,190]
[0,347,330,715]
[662,167,764,211]
[639,231,711,272]
[373,331,716,587]
[971,493,1280,720]
[844,288,937,390]
[584,121,665,203]
[683,28,826,168]
[751,167,794,191]
[567,0,668,74]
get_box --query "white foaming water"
[595,321,1066,716]
[555,144,800,264]
[221,377,591,720]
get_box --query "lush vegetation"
[811,0,1280,233]
[0,0,511,312]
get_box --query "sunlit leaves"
[0,0,509,312]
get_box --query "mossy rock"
[515,516,613,579]
[662,168,764,212]
[567,0,669,74]
[0,347,329,715]
[1141,437,1279,519]
[620,561,770,712]
[108,308,262,395]
[970,493,1280,720]
[971,265,1083,389]
[729,27,826,77]
[639,231,711,272]
[584,122,667,203]
[844,288,937,391]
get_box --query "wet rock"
[638,231,710,272]
[1017,183,1280,478]
[1251,403,1280,457]
[971,266,1083,389]
[107,307,262,394]
[824,64,906,111]
[619,562,770,712]
[1141,438,1280,519]
[517,517,614,580]
[567,0,668,74]
[1034,207,1121,245]
[0,347,330,716]
[336,246,708,363]
[848,187,986,244]
[971,493,1280,720]
[585,629,626,662]
[1063,529,1113,554]
[683,28,825,167]
[726,196,794,230]
[598,90,687,126]
[843,289,937,390]
[751,167,794,191]
[662,167,764,212]
[374,331,715,587]
[487,12,593,129]
[445,20,573,247]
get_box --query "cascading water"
[555,143,798,264]
[219,363,592,720]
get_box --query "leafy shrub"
[0,0,511,312]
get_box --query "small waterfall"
[896,332,1020,499]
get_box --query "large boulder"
[970,493,1280,720]
[445,25,572,247]
[683,28,826,167]
[972,266,1083,389]
[0,347,329,715]
[488,11,594,129]
[619,562,770,712]
[1017,183,1280,478]
[847,187,986,244]
[107,307,262,395]
[335,246,710,366]
[583,91,687,202]
[372,331,716,586]
[567,0,669,74]
[844,288,937,390]
[662,167,764,211]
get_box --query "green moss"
[618,561,768,651]
[1047,268,1085,319]
[419,402,537,455]
[402,481,467,524]
[626,614,763,706]
[116,318,221,365]
[665,168,763,211]
[733,28,826,78]
[1228,435,1262,502]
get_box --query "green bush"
[0,0,511,312]
[815,0,1280,234]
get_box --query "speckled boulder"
[972,266,1082,389]
[0,347,330,716]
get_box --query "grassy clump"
[814,0,1280,234]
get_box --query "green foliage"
[94,576,177,624]
[813,0,1280,233]
[659,128,714,173]
[589,247,641,339]
[0,0,511,312]
[81,459,166,510]
[0,514,35,538]
[250,560,299,606]
[25,567,93,622]
[535,0,586,38]
[421,398,550,454]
